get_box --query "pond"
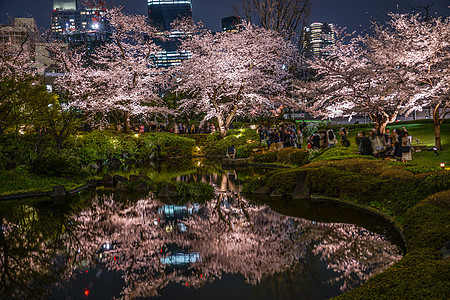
[0,159,404,300]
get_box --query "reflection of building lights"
[153,219,159,225]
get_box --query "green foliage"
[241,177,267,194]
[277,148,309,166]
[405,164,439,174]
[69,131,195,165]
[404,191,450,252]
[266,169,306,194]
[236,142,261,158]
[204,129,259,156]
[0,170,85,196]
[150,132,195,157]
[251,151,278,163]
[307,149,322,162]
[311,146,372,162]
[29,150,82,176]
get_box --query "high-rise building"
[221,16,240,32]
[148,0,192,67]
[51,0,110,50]
[302,22,335,59]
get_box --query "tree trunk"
[432,103,442,151]
[434,122,441,151]
[124,112,131,134]
[217,115,227,138]
[368,111,398,134]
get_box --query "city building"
[221,16,240,32]
[302,22,335,59]
[51,0,110,50]
[0,18,51,76]
[148,0,192,67]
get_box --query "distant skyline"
[0,0,448,34]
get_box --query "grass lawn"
[342,123,450,170]
[0,170,87,196]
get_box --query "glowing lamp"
[440,162,445,169]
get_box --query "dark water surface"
[0,159,403,300]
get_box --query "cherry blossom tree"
[298,14,449,138]
[297,29,416,134]
[172,20,297,137]
[366,14,449,149]
[57,7,171,133]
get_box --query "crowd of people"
[126,120,414,162]
[257,124,304,150]
[356,126,414,162]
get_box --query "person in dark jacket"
[359,131,373,156]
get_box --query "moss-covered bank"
[243,158,450,299]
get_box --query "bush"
[312,146,364,162]
[403,190,450,252]
[29,150,82,176]
[149,132,195,157]
[236,142,261,158]
[72,130,138,164]
[277,148,309,166]
[204,129,259,156]
[251,151,278,163]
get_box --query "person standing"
[401,132,413,162]
[296,129,303,149]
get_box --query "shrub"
[404,190,450,252]
[204,129,259,156]
[29,150,82,176]
[149,132,195,157]
[277,148,309,166]
[251,151,278,163]
[236,142,261,158]
[73,130,138,164]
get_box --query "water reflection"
[0,162,402,299]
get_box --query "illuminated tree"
[298,14,449,139]
[366,14,449,149]
[57,7,171,133]
[172,20,296,137]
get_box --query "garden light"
[440,162,445,169]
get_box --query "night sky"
[0,0,448,33]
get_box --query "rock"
[103,174,114,187]
[270,189,285,197]
[158,184,178,197]
[115,182,128,191]
[136,182,149,191]
[113,175,128,186]
[292,172,310,200]
[51,185,67,197]
[254,185,271,195]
